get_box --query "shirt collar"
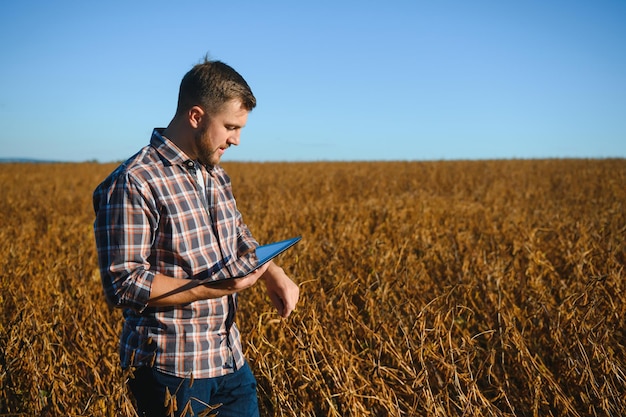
[150,128,216,174]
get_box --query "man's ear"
[188,106,205,129]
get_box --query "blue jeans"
[128,361,260,417]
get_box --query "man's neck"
[163,118,195,159]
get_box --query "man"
[93,59,299,417]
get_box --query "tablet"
[252,236,302,273]
[200,236,301,284]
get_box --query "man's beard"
[194,126,218,166]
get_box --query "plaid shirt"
[93,129,258,378]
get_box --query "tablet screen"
[253,236,301,271]
[199,236,301,284]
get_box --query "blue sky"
[1,1,625,162]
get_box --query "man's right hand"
[147,262,271,307]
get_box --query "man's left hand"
[261,262,300,318]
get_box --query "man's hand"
[261,261,300,318]
[148,262,271,307]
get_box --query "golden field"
[1,159,625,416]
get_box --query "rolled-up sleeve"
[93,171,157,312]
[231,185,259,275]
[229,225,259,276]
[237,221,257,255]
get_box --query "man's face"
[194,99,249,166]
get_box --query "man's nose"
[228,132,240,146]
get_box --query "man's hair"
[176,59,256,117]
